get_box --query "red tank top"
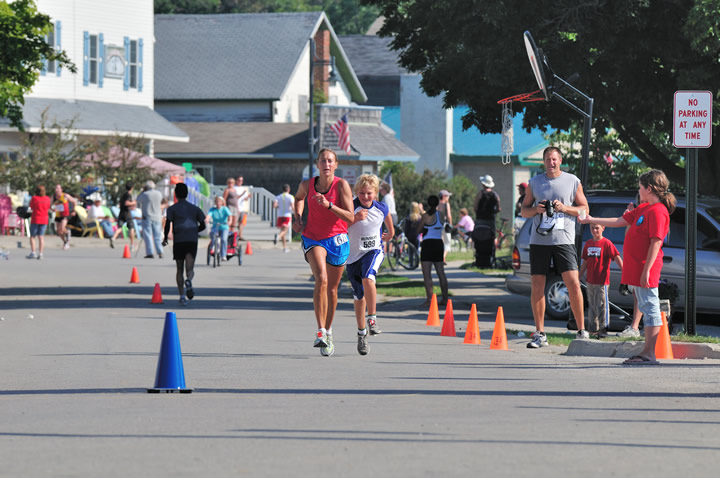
[303,176,348,241]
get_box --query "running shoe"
[367,317,382,335]
[321,332,335,356]
[184,279,194,300]
[576,329,590,339]
[617,325,641,338]
[37,253,43,260]
[26,252,36,259]
[527,331,547,348]
[109,237,115,248]
[273,234,278,245]
[357,331,369,355]
[179,297,188,306]
[63,242,70,250]
[313,330,328,348]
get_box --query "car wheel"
[545,276,571,320]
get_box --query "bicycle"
[386,229,419,271]
[206,230,222,268]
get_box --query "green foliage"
[0,114,158,204]
[365,0,720,195]
[0,0,76,129]
[154,0,380,34]
[379,161,477,222]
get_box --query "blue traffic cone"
[148,312,192,393]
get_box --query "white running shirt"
[347,198,389,264]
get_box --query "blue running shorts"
[302,233,350,267]
[346,249,385,300]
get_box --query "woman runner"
[293,149,354,356]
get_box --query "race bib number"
[55,204,64,212]
[540,212,565,230]
[334,234,348,246]
[359,234,379,251]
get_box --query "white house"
[0,0,187,151]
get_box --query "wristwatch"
[327,202,333,210]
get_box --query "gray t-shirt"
[137,189,163,222]
[528,172,580,246]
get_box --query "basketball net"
[501,102,514,165]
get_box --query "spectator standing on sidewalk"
[27,185,51,259]
[520,146,589,348]
[112,183,137,251]
[346,174,394,355]
[273,184,294,252]
[234,175,252,240]
[438,189,453,263]
[293,148,354,357]
[580,169,675,365]
[163,183,206,306]
[137,180,164,259]
[380,181,397,226]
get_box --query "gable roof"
[155,12,366,103]
[338,35,408,77]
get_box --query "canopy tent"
[85,146,186,176]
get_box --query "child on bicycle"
[347,174,394,355]
[206,196,232,260]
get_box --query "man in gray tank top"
[520,146,590,348]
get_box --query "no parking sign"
[673,90,712,148]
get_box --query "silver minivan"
[505,191,720,320]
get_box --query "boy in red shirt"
[579,224,623,337]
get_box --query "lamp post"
[307,37,338,179]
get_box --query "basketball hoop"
[497,90,544,165]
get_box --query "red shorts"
[276,217,291,228]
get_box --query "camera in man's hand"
[541,199,554,217]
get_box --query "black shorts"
[420,238,444,263]
[118,214,135,229]
[530,244,578,275]
[173,241,198,261]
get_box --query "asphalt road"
[1,237,719,477]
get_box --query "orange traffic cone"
[129,266,140,284]
[425,294,440,326]
[655,312,674,359]
[122,244,131,259]
[245,241,253,255]
[463,304,481,344]
[490,306,509,350]
[150,282,163,304]
[440,299,456,337]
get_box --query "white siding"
[29,0,154,108]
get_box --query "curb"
[566,338,720,359]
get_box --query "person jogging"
[347,174,394,355]
[163,183,206,306]
[293,148,354,357]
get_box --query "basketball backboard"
[524,31,552,101]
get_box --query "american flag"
[330,114,352,154]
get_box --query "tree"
[365,0,720,195]
[0,0,76,129]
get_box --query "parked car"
[505,191,720,321]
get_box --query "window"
[584,203,628,245]
[667,208,720,250]
[47,24,56,74]
[42,21,61,76]
[89,34,99,84]
[129,40,138,89]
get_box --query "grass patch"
[670,333,720,344]
[375,273,410,284]
[446,249,474,262]
[376,279,446,298]
[459,262,512,276]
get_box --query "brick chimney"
[313,29,331,98]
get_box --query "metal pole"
[684,148,698,335]
[580,97,593,186]
[308,38,315,180]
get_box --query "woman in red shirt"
[28,185,52,259]
[293,149,354,356]
[580,170,676,365]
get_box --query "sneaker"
[367,317,382,335]
[273,234,278,245]
[313,330,328,348]
[63,242,70,250]
[179,297,188,306]
[158,253,163,259]
[576,329,590,339]
[595,328,609,339]
[283,248,290,253]
[527,331,548,348]
[37,253,43,260]
[109,238,115,249]
[26,252,36,259]
[184,279,194,300]
[321,332,335,356]
[617,325,641,338]
[357,331,369,355]
[144,255,154,259]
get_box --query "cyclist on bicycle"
[206,196,232,261]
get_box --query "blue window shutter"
[138,38,143,92]
[98,33,104,88]
[56,21,62,76]
[41,34,47,75]
[123,36,129,91]
[83,31,89,86]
